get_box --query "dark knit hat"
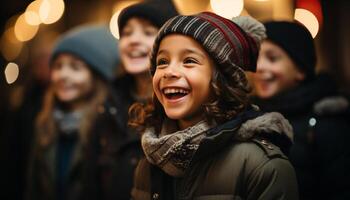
[264,21,316,80]
[150,12,266,76]
[51,25,120,81]
[118,0,178,34]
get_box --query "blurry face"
[153,34,214,130]
[51,53,93,106]
[119,17,158,75]
[253,40,305,99]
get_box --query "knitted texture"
[150,12,264,75]
[51,25,120,81]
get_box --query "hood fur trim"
[313,96,349,116]
[236,112,293,142]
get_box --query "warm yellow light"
[1,28,23,61]
[113,0,140,13]
[110,11,121,39]
[294,8,319,38]
[24,11,41,25]
[39,0,65,24]
[210,0,244,19]
[4,62,20,84]
[14,14,39,42]
[25,0,43,25]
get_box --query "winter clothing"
[27,93,143,200]
[150,12,266,75]
[253,73,350,199]
[132,109,299,200]
[264,21,316,80]
[142,120,212,177]
[27,24,139,200]
[118,0,178,33]
[50,25,120,81]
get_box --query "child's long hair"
[129,63,252,133]
[35,74,108,148]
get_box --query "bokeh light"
[294,8,319,38]
[39,0,65,24]
[4,62,20,84]
[24,0,43,25]
[210,0,244,19]
[1,27,23,61]
[110,11,121,39]
[14,14,39,42]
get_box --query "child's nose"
[256,58,268,73]
[129,31,143,44]
[163,65,181,79]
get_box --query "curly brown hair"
[128,61,252,133]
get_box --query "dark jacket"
[114,74,138,112]
[132,110,299,200]
[253,73,350,200]
[27,93,143,200]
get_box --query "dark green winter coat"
[132,111,299,200]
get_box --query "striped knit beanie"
[150,12,266,76]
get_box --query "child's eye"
[52,62,62,70]
[70,62,85,71]
[156,58,168,68]
[267,55,278,62]
[144,28,157,37]
[184,57,198,64]
[121,28,133,37]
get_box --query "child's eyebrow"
[157,48,206,59]
[183,49,205,59]
[157,49,168,55]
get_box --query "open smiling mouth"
[162,88,190,100]
[259,73,276,83]
[128,51,148,59]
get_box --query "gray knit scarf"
[141,119,212,177]
[53,108,83,136]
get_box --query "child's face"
[253,40,305,99]
[51,53,93,106]
[153,34,214,130]
[119,17,158,75]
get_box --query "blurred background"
[1,0,350,115]
[0,0,349,191]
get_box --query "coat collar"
[192,108,293,163]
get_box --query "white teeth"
[163,88,189,94]
[129,51,146,58]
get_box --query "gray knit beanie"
[150,12,266,76]
[50,25,120,81]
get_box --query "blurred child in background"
[252,21,350,199]
[27,25,137,200]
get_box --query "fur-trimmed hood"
[237,112,293,142]
[193,109,293,162]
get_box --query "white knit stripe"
[171,16,187,32]
[194,21,210,38]
[217,43,231,61]
[203,29,221,50]
[183,17,199,33]
[200,13,244,63]
[159,16,177,35]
